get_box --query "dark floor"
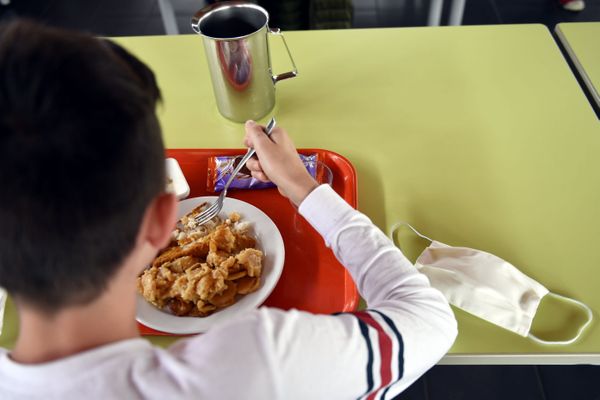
[0,0,599,36]
[1,0,599,399]
[354,0,600,29]
[395,365,600,400]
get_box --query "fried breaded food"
[137,205,264,317]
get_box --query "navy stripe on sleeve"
[334,310,405,400]
[357,318,374,399]
[370,310,405,399]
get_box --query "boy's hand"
[244,120,318,206]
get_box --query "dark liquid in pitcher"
[200,9,266,39]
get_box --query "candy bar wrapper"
[208,153,318,192]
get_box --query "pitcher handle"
[269,28,298,83]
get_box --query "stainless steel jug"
[191,2,298,122]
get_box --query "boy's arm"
[224,122,457,398]
[169,184,456,399]
[251,184,457,399]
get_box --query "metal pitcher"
[191,2,298,122]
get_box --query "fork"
[194,117,276,226]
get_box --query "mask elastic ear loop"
[528,293,594,346]
[388,221,434,251]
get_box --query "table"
[2,24,599,363]
[555,22,600,110]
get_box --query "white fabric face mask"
[390,223,593,345]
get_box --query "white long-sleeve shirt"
[0,184,457,399]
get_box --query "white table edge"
[555,24,600,110]
[440,353,600,365]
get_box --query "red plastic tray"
[138,148,359,336]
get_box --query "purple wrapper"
[208,154,317,192]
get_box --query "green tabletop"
[2,24,599,364]
[556,22,600,110]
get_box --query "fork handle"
[225,148,256,190]
[221,118,276,194]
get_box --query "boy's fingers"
[251,170,270,183]
[245,157,261,172]
[245,120,274,151]
[267,127,286,144]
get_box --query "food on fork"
[137,203,264,317]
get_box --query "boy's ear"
[140,193,178,250]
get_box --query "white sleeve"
[258,184,457,399]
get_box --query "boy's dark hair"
[0,20,165,312]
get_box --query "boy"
[0,20,456,399]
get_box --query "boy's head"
[0,20,167,313]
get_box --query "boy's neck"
[8,199,171,365]
[11,269,140,364]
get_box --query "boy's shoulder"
[0,313,278,399]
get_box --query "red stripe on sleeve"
[354,311,393,400]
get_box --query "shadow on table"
[351,153,387,230]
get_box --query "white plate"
[136,197,285,334]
